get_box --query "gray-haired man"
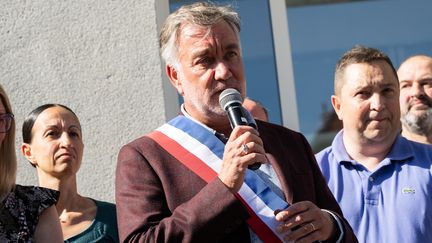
[116,2,356,242]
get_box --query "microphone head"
[219,88,243,111]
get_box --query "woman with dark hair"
[0,85,62,242]
[21,104,119,242]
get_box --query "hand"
[218,126,267,193]
[274,201,335,243]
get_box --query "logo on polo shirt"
[402,187,415,194]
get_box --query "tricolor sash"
[147,116,289,242]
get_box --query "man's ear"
[166,65,184,95]
[21,143,37,167]
[331,95,343,120]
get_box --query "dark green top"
[64,199,119,243]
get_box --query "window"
[165,0,432,152]
[287,0,432,151]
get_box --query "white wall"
[0,0,173,202]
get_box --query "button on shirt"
[316,131,432,243]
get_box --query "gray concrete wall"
[0,0,174,202]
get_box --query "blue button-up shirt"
[316,131,432,243]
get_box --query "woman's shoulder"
[91,198,119,242]
[13,185,59,207]
[92,199,116,212]
[0,185,59,242]
[89,198,117,222]
[93,198,115,207]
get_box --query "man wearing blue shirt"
[315,46,432,243]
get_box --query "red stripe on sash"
[147,130,217,182]
[147,130,282,243]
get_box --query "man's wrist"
[321,209,344,243]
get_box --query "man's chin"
[210,110,228,119]
[407,108,432,118]
[364,130,394,143]
[409,103,431,111]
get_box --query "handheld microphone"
[219,88,261,170]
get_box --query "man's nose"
[410,82,425,97]
[214,61,232,81]
[370,93,384,111]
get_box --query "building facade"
[2,0,431,201]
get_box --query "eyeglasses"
[0,113,14,133]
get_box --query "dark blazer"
[116,120,357,243]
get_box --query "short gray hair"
[159,2,240,69]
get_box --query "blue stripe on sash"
[169,116,225,159]
[168,116,289,212]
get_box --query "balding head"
[243,98,269,122]
[398,54,432,144]
[398,55,432,82]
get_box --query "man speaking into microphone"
[115,2,357,243]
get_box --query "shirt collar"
[385,135,415,161]
[180,104,218,135]
[332,131,414,165]
[331,130,352,164]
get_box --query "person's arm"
[115,141,249,243]
[301,134,358,243]
[34,205,63,243]
[272,132,357,242]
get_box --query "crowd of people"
[1,1,431,243]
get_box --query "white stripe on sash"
[156,116,289,241]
